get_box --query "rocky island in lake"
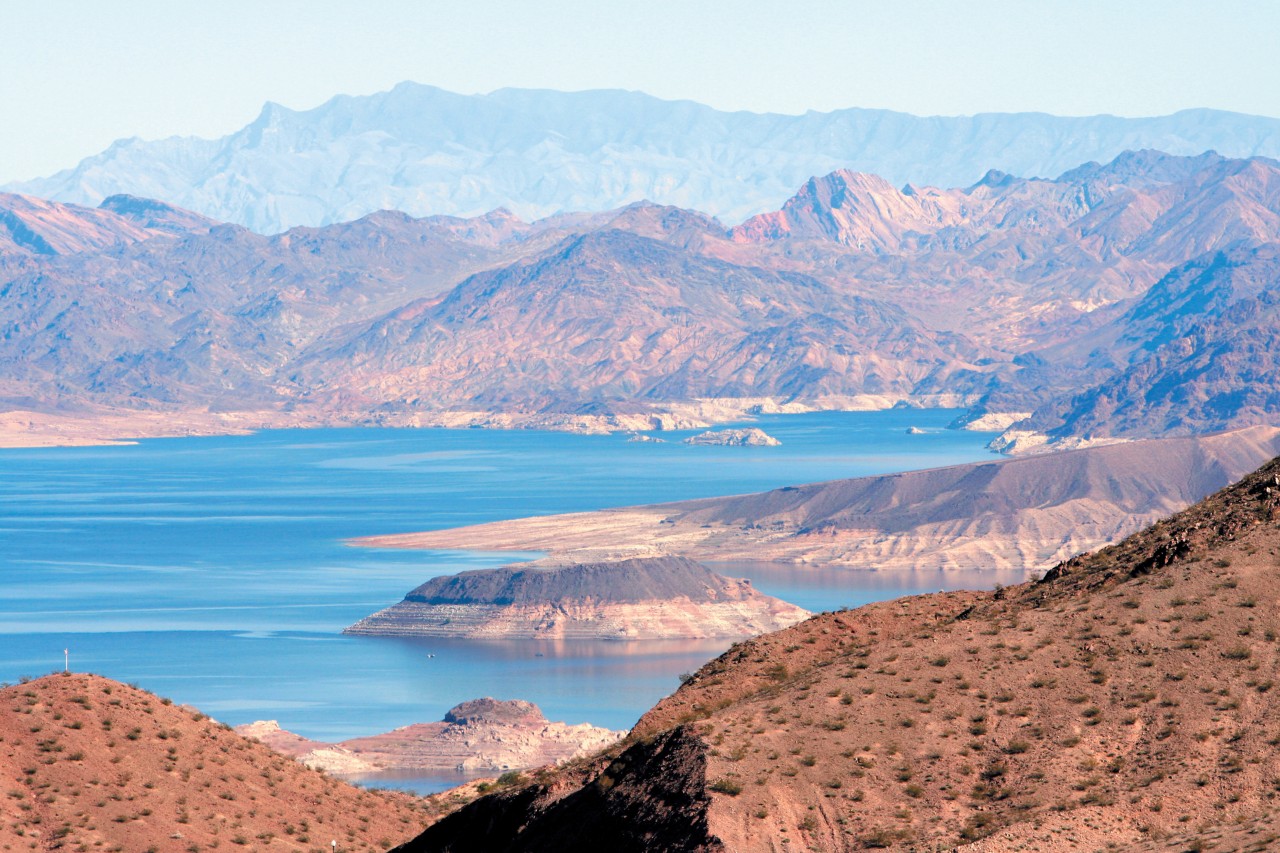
[238,697,624,776]
[682,427,781,447]
[344,555,808,639]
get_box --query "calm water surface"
[0,411,1014,791]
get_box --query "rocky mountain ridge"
[3,150,1280,449]
[9,84,1280,233]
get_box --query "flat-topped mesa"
[344,555,809,640]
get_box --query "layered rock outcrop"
[238,698,624,775]
[355,425,1280,572]
[344,556,808,640]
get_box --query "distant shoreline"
[0,394,991,450]
[350,426,1280,573]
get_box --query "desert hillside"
[404,453,1280,851]
[0,674,437,851]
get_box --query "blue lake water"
[0,410,1017,791]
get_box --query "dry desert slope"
[0,674,476,852]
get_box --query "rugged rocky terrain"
[401,453,1280,851]
[4,150,1280,449]
[290,225,971,408]
[237,698,624,776]
[10,84,1280,233]
[732,152,1280,348]
[345,556,809,640]
[0,674,432,851]
[1004,242,1280,449]
[356,425,1280,572]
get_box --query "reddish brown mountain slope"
[0,674,430,851]
[404,454,1280,851]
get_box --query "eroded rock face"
[356,426,1280,573]
[343,556,809,640]
[237,698,624,775]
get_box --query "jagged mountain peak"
[730,151,1280,256]
[1059,148,1229,185]
[967,167,1019,190]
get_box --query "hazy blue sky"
[4,0,1278,181]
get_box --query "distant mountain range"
[2,150,1279,450]
[7,83,1280,233]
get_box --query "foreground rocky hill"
[0,674,430,851]
[403,454,1280,851]
[345,556,809,640]
[356,425,1280,572]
